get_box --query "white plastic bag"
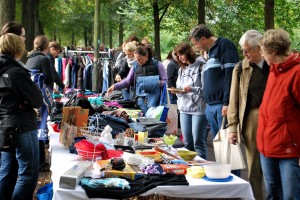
[213,117,246,170]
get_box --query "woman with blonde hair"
[0,33,43,200]
[257,28,300,199]
[115,41,138,100]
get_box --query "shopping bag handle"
[221,116,227,129]
[159,82,167,106]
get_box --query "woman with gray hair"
[227,30,270,200]
[257,28,300,200]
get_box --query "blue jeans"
[122,87,133,100]
[0,130,39,200]
[180,113,208,159]
[205,104,223,138]
[260,154,300,200]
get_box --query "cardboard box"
[59,161,93,189]
[160,164,189,175]
[96,160,143,180]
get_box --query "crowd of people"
[0,19,299,200]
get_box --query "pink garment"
[62,58,67,84]
[104,101,123,108]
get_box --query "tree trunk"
[101,23,105,45]
[119,19,123,47]
[0,0,16,29]
[198,0,205,24]
[84,26,87,47]
[264,0,274,30]
[92,0,100,92]
[35,0,43,35]
[109,27,112,49]
[153,0,161,61]
[71,31,75,46]
[22,0,37,52]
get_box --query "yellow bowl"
[177,150,198,161]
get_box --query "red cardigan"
[257,53,300,158]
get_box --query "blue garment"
[122,87,133,100]
[57,57,63,83]
[37,103,49,140]
[180,113,208,159]
[71,57,78,89]
[169,92,177,104]
[83,56,93,90]
[135,75,160,114]
[205,104,223,138]
[0,130,39,200]
[204,37,239,105]
[260,154,300,200]
[102,60,109,92]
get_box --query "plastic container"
[203,164,231,179]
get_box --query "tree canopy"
[3,0,300,59]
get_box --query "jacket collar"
[271,53,300,75]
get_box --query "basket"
[76,148,103,160]
[80,127,102,142]
[74,139,107,160]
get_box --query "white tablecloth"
[49,131,254,200]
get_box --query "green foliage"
[25,0,300,53]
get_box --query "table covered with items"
[49,130,254,200]
[46,90,254,200]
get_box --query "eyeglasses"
[241,48,253,54]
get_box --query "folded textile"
[81,173,188,199]
[81,177,130,190]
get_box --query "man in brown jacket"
[227,30,269,200]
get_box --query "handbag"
[60,109,78,148]
[145,83,169,122]
[213,117,246,170]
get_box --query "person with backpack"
[0,32,43,200]
[25,35,54,172]
[107,45,167,115]
[227,30,269,200]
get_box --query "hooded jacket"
[0,55,43,148]
[26,50,54,86]
[176,57,206,114]
[257,52,300,158]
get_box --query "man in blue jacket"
[189,24,239,139]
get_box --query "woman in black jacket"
[0,32,43,200]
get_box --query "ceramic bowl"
[177,150,198,161]
[203,164,231,179]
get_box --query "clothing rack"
[64,48,112,59]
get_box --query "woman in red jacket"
[257,28,300,200]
